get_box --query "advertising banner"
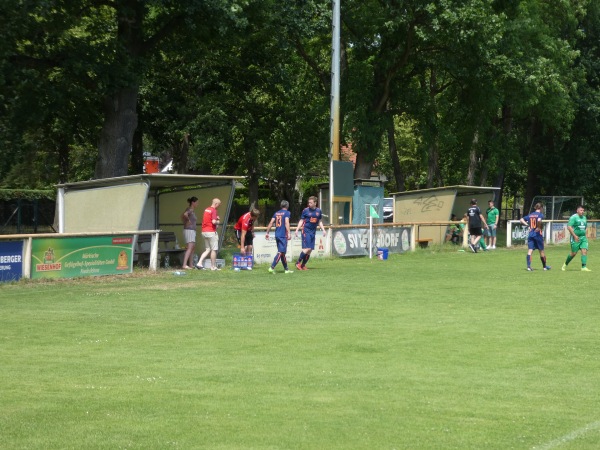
[331,226,412,257]
[511,224,529,246]
[30,235,134,279]
[0,240,24,282]
[252,232,294,265]
[551,223,569,244]
[588,221,598,239]
[549,221,599,244]
[252,232,329,265]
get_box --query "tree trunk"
[95,0,143,179]
[494,170,505,221]
[131,100,144,174]
[387,120,405,192]
[247,171,260,221]
[495,104,513,215]
[425,70,442,188]
[523,118,542,212]
[180,134,190,173]
[172,134,190,174]
[478,137,489,186]
[95,88,139,178]
[354,151,374,179]
[466,131,479,185]
[523,166,538,214]
[58,136,69,184]
[426,141,440,188]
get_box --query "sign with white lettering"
[331,227,411,257]
[511,224,529,245]
[0,240,23,282]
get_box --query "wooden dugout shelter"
[55,173,243,252]
[389,185,500,245]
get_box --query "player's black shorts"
[236,229,254,247]
[469,227,482,237]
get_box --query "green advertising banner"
[31,236,134,279]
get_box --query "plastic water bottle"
[193,254,199,266]
[173,271,187,276]
[164,254,170,268]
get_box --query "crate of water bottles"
[232,254,253,270]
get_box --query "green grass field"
[1,243,599,449]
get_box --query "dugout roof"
[389,185,500,243]
[55,174,243,250]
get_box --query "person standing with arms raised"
[196,198,221,271]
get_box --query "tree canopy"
[1,0,599,212]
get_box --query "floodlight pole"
[329,0,341,226]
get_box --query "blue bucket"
[377,248,389,260]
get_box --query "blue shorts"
[486,224,497,237]
[528,233,544,251]
[275,236,288,253]
[302,232,316,250]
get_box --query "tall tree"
[1,0,243,181]
[498,0,582,210]
[93,0,243,179]
[142,0,330,207]
[1,1,105,186]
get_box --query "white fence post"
[149,232,159,272]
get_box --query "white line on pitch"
[533,421,600,450]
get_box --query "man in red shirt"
[196,198,222,270]
[234,207,260,256]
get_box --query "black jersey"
[467,206,482,228]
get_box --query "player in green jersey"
[485,200,500,249]
[562,205,591,271]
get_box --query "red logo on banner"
[112,237,133,245]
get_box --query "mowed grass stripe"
[1,243,599,449]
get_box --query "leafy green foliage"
[0,0,599,213]
[0,189,54,201]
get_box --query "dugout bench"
[134,231,185,268]
[416,238,433,249]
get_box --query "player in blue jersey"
[519,202,550,271]
[294,196,327,270]
[265,200,293,274]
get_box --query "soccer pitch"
[1,243,599,449]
